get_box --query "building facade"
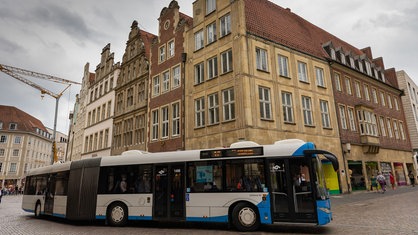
[148,1,192,152]
[0,105,53,191]
[82,44,120,159]
[66,63,92,161]
[111,21,156,155]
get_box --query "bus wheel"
[231,202,260,232]
[107,202,128,226]
[34,202,42,218]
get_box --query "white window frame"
[259,86,272,120]
[162,70,170,93]
[372,88,378,103]
[399,121,406,140]
[153,76,160,97]
[161,106,169,139]
[195,30,204,50]
[278,54,289,77]
[206,0,216,15]
[380,91,386,106]
[207,21,217,44]
[393,120,400,139]
[347,107,356,131]
[364,84,370,101]
[9,163,17,173]
[394,97,399,110]
[223,88,235,121]
[208,93,219,125]
[282,92,294,123]
[168,40,175,58]
[387,94,393,109]
[379,116,386,137]
[256,48,268,71]
[207,56,218,80]
[195,62,204,84]
[339,105,347,130]
[195,97,205,128]
[315,67,325,87]
[172,102,180,137]
[320,100,330,128]
[152,110,159,140]
[14,136,21,144]
[220,13,231,37]
[221,49,233,74]
[302,96,313,126]
[0,135,7,143]
[354,81,361,98]
[335,73,342,91]
[297,61,308,82]
[387,118,393,138]
[13,149,19,156]
[159,45,166,63]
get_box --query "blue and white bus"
[22,139,338,231]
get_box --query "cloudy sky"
[1,0,417,135]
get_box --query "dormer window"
[330,48,336,60]
[340,52,346,64]
[349,57,355,68]
[373,68,378,79]
[365,61,372,76]
[358,61,364,72]
[381,72,386,82]
[9,123,17,130]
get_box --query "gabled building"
[0,105,53,190]
[148,1,192,152]
[111,21,156,155]
[82,44,120,159]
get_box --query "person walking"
[408,171,415,187]
[370,174,377,191]
[376,172,386,193]
[0,187,2,203]
[389,172,396,190]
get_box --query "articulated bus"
[22,139,338,231]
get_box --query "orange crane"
[0,63,81,164]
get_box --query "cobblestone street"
[1,186,418,234]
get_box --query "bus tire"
[34,202,42,218]
[107,202,128,227]
[231,202,260,232]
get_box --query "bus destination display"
[200,147,264,159]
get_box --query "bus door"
[153,164,185,220]
[268,157,316,223]
[44,174,56,215]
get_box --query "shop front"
[394,162,407,186]
[348,160,365,191]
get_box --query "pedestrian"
[0,187,2,203]
[408,171,415,187]
[376,172,386,193]
[370,174,377,191]
[389,172,395,190]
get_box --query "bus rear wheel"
[231,202,260,232]
[107,202,128,226]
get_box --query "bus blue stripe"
[257,193,272,224]
[186,215,228,223]
[292,142,315,156]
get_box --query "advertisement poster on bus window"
[196,166,213,183]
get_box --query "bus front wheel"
[107,202,128,227]
[34,202,42,218]
[231,202,260,232]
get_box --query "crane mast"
[0,63,81,164]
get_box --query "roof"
[139,30,157,60]
[244,0,365,60]
[0,105,48,134]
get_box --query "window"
[357,110,378,136]
[195,97,205,127]
[334,73,342,91]
[365,61,372,76]
[206,0,216,14]
[9,123,17,130]
[1,135,7,143]
[162,71,170,92]
[207,56,218,80]
[107,101,112,118]
[98,165,152,194]
[282,92,294,123]
[153,76,160,96]
[387,94,393,109]
[226,159,265,192]
[393,120,400,139]
[345,77,352,95]
[162,106,169,139]
[172,103,180,136]
[172,65,181,88]
[259,86,272,119]
[207,22,217,44]
[315,67,325,87]
[168,40,175,58]
[256,48,268,71]
[0,149,4,156]
[152,110,159,140]
[372,88,378,103]
[363,85,370,101]
[195,30,204,50]
[104,129,109,148]
[208,93,219,125]
[0,122,2,129]
[221,49,233,73]
[13,149,19,156]
[394,97,399,110]
[195,62,205,84]
[380,91,386,106]
[159,45,166,62]
[386,118,393,138]
[220,13,231,37]
[301,96,313,126]
[354,81,361,98]
[297,61,308,82]
[9,163,17,173]
[399,121,406,140]
[117,93,123,113]
[379,116,386,137]
[127,88,133,107]
[347,107,356,131]
[187,161,223,192]
[276,55,289,78]
[339,105,347,130]
[320,100,330,128]
[223,88,235,121]
[14,136,21,144]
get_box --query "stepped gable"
[0,105,47,134]
[244,0,364,59]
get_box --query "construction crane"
[0,63,81,164]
